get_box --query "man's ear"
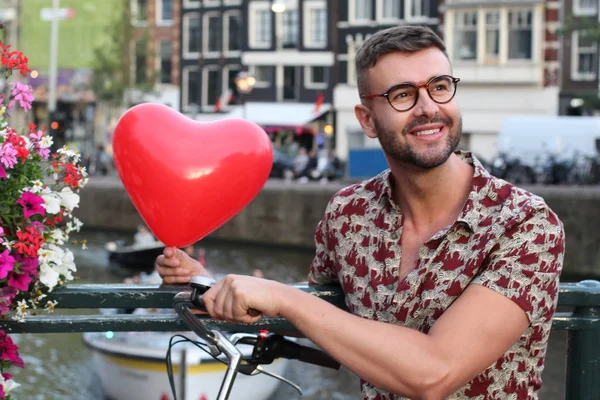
[354,104,378,139]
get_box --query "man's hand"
[202,274,286,324]
[155,246,212,284]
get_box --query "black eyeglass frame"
[360,75,461,112]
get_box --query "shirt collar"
[377,150,496,232]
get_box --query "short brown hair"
[355,25,447,94]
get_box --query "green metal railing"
[1,280,600,399]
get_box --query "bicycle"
[171,276,341,400]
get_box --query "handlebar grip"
[295,344,340,370]
[274,338,340,370]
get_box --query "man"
[156,25,564,399]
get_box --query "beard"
[374,113,462,170]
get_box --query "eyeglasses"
[360,75,461,112]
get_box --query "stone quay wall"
[76,177,600,279]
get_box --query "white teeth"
[413,128,441,136]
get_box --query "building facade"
[131,0,182,110]
[179,0,244,114]
[440,0,561,162]
[558,0,599,115]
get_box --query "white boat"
[83,330,290,400]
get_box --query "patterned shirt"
[308,151,565,400]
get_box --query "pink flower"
[0,143,17,169]
[0,164,5,179]
[0,249,15,280]
[15,191,45,219]
[35,146,50,160]
[8,271,32,291]
[8,82,33,112]
[0,287,15,315]
[29,130,43,142]
[0,330,24,368]
[19,257,38,277]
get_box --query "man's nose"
[412,88,438,118]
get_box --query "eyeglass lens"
[388,76,456,111]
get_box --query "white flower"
[49,228,66,245]
[41,191,61,215]
[0,373,21,394]
[39,263,60,291]
[45,300,58,312]
[59,187,80,211]
[57,146,80,162]
[14,299,28,322]
[29,180,45,194]
[54,249,76,281]
[66,217,83,233]
[39,135,53,148]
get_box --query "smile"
[413,128,442,136]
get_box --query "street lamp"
[271,0,286,13]
[235,71,256,120]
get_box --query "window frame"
[223,10,242,56]
[182,12,202,59]
[304,66,328,89]
[571,31,598,81]
[182,66,201,113]
[202,66,222,109]
[156,0,174,26]
[573,0,598,16]
[304,0,327,49]
[249,2,273,49]
[349,0,373,24]
[203,12,222,58]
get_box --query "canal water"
[9,229,568,399]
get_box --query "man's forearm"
[278,286,451,399]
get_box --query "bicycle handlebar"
[172,276,340,400]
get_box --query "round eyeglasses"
[360,75,461,112]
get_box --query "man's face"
[356,48,462,170]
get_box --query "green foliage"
[90,0,132,105]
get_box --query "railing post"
[566,280,600,400]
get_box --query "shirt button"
[391,232,399,240]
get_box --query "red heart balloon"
[112,103,273,247]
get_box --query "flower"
[0,42,87,399]
[15,191,45,219]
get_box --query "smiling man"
[156,25,565,399]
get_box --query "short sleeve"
[307,204,339,286]
[472,206,565,323]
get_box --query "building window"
[159,41,172,84]
[574,0,598,16]
[353,0,372,20]
[283,66,299,101]
[133,0,147,23]
[225,12,241,52]
[184,13,201,56]
[158,0,173,23]
[454,10,477,60]
[183,67,201,111]
[254,9,272,47]
[205,14,221,54]
[382,0,403,19]
[251,65,271,87]
[508,10,532,60]
[572,31,597,80]
[183,0,200,8]
[411,0,431,18]
[205,69,220,106]
[484,11,500,63]
[305,66,327,89]
[135,40,146,85]
[282,10,299,48]
[310,7,327,46]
